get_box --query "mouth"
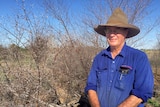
[109,38,117,42]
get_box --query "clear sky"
[0,0,160,49]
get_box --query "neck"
[110,42,125,59]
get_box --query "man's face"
[105,27,128,48]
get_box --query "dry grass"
[0,43,159,106]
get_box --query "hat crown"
[94,8,140,38]
[107,8,128,25]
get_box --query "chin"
[109,43,118,47]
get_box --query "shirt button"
[112,61,115,63]
[110,80,112,82]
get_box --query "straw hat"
[94,8,140,38]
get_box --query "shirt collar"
[102,43,127,58]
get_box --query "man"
[85,8,154,107]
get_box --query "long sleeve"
[131,52,154,102]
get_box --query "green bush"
[147,98,160,107]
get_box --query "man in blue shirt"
[85,8,154,107]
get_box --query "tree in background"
[80,0,160,48]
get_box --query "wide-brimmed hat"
[94,8,140,38]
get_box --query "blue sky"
[143,0,160,49]
[0,0,160,49]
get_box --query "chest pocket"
[96,67,108,88]
[114,65,134,91]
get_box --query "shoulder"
[126,46,147,56]
[92,49,108,62]
[125,46,149,63]
[95,49,107,57]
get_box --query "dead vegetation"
[0,39,160,107]
[0,38,102,106]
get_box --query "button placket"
[108,60,116,90]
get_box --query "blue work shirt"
[85,44,154,107]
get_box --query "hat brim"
[94,23,140,38]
